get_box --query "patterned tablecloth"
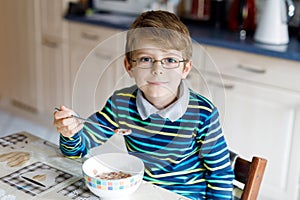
[0,132,189,200]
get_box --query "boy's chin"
[143,88,177,99]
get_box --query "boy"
[54,10,234,199]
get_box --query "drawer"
[69,22,121,49]
[204,45,300,93]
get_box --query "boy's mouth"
[147,81,168,85]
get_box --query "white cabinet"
[68,22,131,118]
[1,0,40,112]
[201,46,300,200]
[39,0,70,115]
[0,0,73,127]
[0,5,8,99]
[40,0,69,39]
[40,37,69,113]
[203,45,300,93]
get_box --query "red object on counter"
[227,0,256,32]
[190,0,211,20]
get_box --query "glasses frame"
[130,57,188,69]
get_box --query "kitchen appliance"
[254,0,295,45]
[92,0,155,15]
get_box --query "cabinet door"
[68,23,123,118]
[205,75,300,200]
[41,38,68,113]
[70,45,126,118]
[39,0,70,115]
[70,47,115,117]
[0,3,9,98]
[2,0,40,111]
[40,0,67,38]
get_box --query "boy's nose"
[151,62,164,75]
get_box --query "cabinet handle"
[237,64,266,74]
[208,80,235,90]
[81,32,99,41]
[42,39,59,48]
[94,52,112,60]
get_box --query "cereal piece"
[95,171,132,180]
[93,169,98,175]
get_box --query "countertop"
[65,13,300,62]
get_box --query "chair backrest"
[230,150,267,200]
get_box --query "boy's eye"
[139,57,153,63]
[164,58,179,63]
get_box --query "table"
[0,132,189,200]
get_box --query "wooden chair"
[229,150,267,200]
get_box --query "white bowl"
[82,153,144,199]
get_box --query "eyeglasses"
[130,57,188,69]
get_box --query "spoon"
[54,107,131,135]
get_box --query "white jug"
[254,0,295,45]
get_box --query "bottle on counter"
[227,0,256,36]
[298,22,300,41]
[210,0,228,29]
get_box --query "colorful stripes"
[60,85,234,199]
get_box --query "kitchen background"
[0,0,300,199]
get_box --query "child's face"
[124,41,192,105]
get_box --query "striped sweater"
[60,85,234,199]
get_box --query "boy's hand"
[53,105,83,138]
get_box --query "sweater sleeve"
[59,98,119,158]
[199,107,234,199]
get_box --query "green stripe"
[104,106,117,118]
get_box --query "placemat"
[0,161,73,196]
[0,133,28,148]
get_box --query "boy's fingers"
[60,117,76,126]
[55,118,83,137]
[54,110,73,120]
[54,105,82,137]
[60,105,73,112]
[55,117,77,129]
[54,106,77,121]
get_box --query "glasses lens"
[137,57,153,68]
[163,58,180,69]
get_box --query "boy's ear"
[182,60,192,79]
[124,57,134,77]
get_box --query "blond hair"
[125,10,192,62]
